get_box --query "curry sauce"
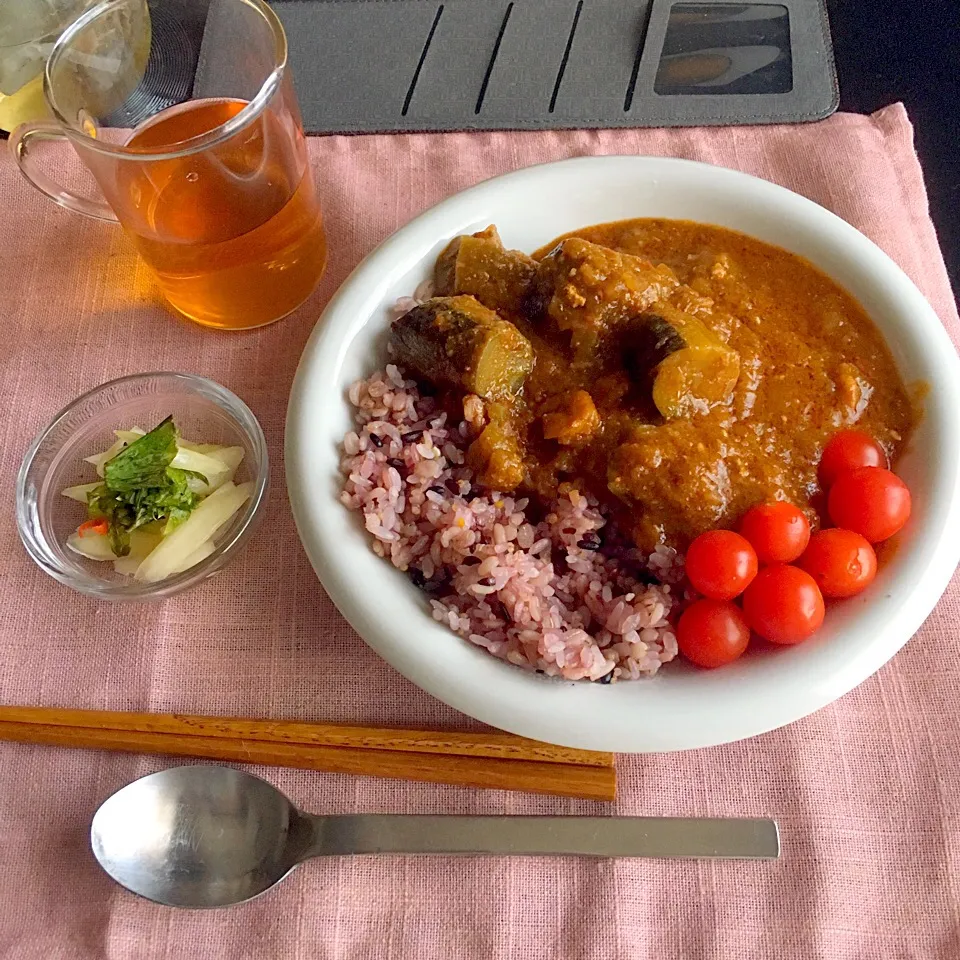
[389,219,916,551]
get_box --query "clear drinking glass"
[9,0,327,330]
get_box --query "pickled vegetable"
[135,481,252,583]
[434,226,537,315]
[63,420,248,581]
[391,295,534,401]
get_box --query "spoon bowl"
[91,766,311,907]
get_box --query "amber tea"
[11,0,325,330]
[119,98,326,329]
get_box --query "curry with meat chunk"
[389,220,916,551]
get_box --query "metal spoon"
[91,765,780,907]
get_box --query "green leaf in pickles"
[87,417,205,556]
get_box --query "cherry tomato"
[827,467,911,543]
[677,599,751,669]
[818,431,888,488]
[739,502,811,565]
[741,565,825,645]
[798,529,877,598]
[685,530,759,600]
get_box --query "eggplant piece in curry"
[389,221,916,551]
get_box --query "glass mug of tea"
[10,0,327,329]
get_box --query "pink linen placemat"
[0,103,958,959]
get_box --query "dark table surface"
[827,0,959,291]
[3,2,955,293]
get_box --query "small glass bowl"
[16,372,269,601]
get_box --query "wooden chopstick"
[0,705,612,767]
[0,721,614,801]
[0,707,616,802]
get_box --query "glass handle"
[9,121,118,223]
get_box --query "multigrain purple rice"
[340,365,681,682]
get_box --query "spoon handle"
[308,815,780,860]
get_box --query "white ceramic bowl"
[286,156,960,753]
